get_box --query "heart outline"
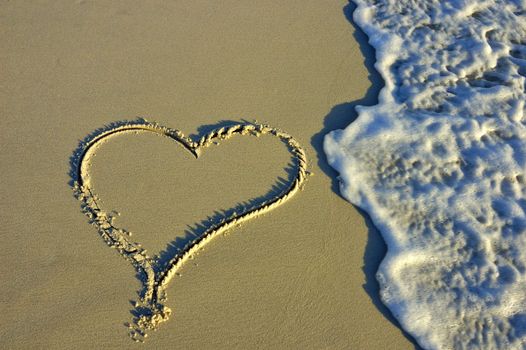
[70,119,308,341]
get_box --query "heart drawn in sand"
[70,119,307,341]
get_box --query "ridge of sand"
[71,120,308,341]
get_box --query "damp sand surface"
[1,1,415,349]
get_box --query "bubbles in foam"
[324,0,526,349]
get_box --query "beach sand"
[1,1,416,348]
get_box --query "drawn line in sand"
[70,119,308,342]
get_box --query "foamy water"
[324,0,526,349]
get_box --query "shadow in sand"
[68,118,302,330]
[311,2,383,198]
[151,119,300,272]
[154,160,298,274]
[195,119,242,136]
[310,2,422,349]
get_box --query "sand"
[1,0,416,348]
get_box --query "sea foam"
[324,0,526,349]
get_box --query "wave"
[324,0,526,349]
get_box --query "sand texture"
[73,121,308,341]
[1,1,416,348]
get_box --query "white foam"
[324,0,526,349]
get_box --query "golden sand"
[72,121,308,341]
[1,1,416,348]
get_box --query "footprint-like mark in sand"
[70,119,308,341]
